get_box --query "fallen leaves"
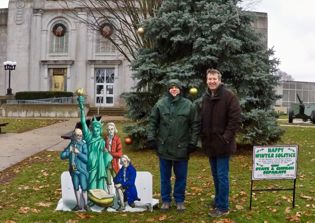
[285,207,292,214]
[18,207,30,214]
[65,220,79,223]
[281,195,292,203]
[17,185,30,190]
[190,186,203,193]
[75,212,94,219]
[286,211,302,222]
[235,204,244,210]
[35,201,52,207]
[212,219,236,223]
[158,214,167,221]
[18,207,41,214]
[300,194,313,201]
[271,208,278,213]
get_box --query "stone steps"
[87,106,126,116]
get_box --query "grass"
[0,119,314,222]
[0,118,65,133]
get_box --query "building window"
[95,23,116,54]
[95,68,115,106]
[49,22,69,54]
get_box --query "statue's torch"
[76,88,85,96]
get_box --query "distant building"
[0,1,268,107]
[275,80,315,113]
[251,11,268,49]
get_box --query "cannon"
[288,94,315,124]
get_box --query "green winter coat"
[147,82,199,160]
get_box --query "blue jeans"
[159,158,188,203]
[209,156,230,211]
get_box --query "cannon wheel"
[288,110,294,123]
[311,110,315,124]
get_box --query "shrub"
[15,91,74,100]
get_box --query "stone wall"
[1,104,89,117]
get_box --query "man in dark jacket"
[196,69,241,217]
[147,79,199,211]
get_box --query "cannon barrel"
[296,94,303,104]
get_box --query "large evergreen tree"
[122,0,283,148]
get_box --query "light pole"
[3,61,17,95]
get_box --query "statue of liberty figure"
[77,93,113,191]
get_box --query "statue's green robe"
[84,132,112,190]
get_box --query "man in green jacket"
[147,79,199,211]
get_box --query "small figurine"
[114,155,140,211]
[104,122,123,194]
[60,128,90,211]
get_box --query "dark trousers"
[159,157,188,203]
[209,155,230,211]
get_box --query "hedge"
[15,91,74,100]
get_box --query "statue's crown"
[92,116,103,127]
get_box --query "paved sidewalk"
[0,116,129,172]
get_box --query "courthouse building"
[0,0,135,107]
[0,0,267,107]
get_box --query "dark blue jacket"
[114,163,140,205]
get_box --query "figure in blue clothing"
[114,155,140,211]
[60,128,90,211]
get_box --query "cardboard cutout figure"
[60,128,90,211]
[77,96,112,192]
[104,122,123,194]
[114,155,140,211]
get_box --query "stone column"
[29,8,43,90]
[7,0,32,93]
[75,11,88,92]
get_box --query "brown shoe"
[160,202,170,211]
[176,202,186,212]
[208,208,229,217]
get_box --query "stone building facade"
[0,0,268,107]
[0,9,8,95]
[1,0,135,107]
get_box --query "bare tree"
[238,0,262,11]
[276,70,294,81]
[60,0,162,62]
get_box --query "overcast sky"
[0,0,314,82]
[244,0,315,82]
